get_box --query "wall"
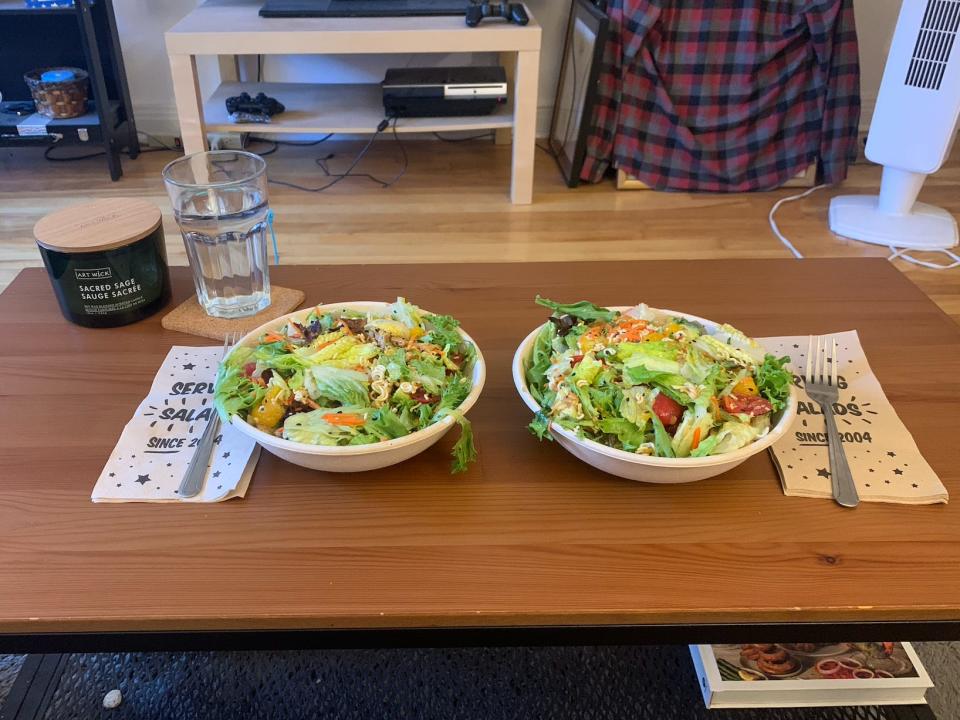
[115,0,203,135]
[118,0,899,139]
[853,0,901,126]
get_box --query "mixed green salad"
[214,298,478,473]
[525,298,792,458]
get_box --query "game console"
[382,66,508,118]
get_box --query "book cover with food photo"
[690,643,932,709]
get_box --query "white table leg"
[495,50,516,146]
[510,49,540,205]
[169,53,208,155]
[217,55,241,83]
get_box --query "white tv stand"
[165,0,542,204]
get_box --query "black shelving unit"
[0,0,139,180]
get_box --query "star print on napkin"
[91,346,260,504]
[764,330,947,505]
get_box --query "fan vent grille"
[905,0,960,90]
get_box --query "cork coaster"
[161,286,306,341]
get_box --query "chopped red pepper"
[721,394,773,416]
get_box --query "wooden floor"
[2,140,958,321]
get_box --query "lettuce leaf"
[619,386,651,426]
[690,434,720,457]
[381,347,409,382]
[756,354,793,411]
[223,345,255,369]
[410,357,446,395]
[450,415,477,474]
[388,297,425,331]
[528,410,553,441]
[714,323,767,363]
[305,366,369,407]
[436,376,471,415]
[711,421,761,454]
[670,406,716,458]
[282,408,369,445]
[423,313,463,351]
[587,382,621,418]
[650,415,676,458]
[694,334,758,368]
[680,346,713,384]
[525,322,556,405]
[535,296,619,323]
[214,365,266,423]
[570,353,602,386]
[618,342,683,378]
[599,417,647,451]
[298,335,378,368]
[623,365,686,388]
[366,406,411,440]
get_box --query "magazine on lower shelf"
[690,643,932,709]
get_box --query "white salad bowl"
[224,301,486,473]
[512,307,797,484]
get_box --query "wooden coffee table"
[0,259,958,653]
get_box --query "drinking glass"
[162,151,271,318]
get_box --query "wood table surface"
[1,259,958,636]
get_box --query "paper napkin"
[763,330,947,505]
[91,346,260,503]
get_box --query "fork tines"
[805,335,838,387]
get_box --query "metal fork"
[178,331,238,499]
[805,336,859,508]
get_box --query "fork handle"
[822,404,860,508]
[178,413,221,499]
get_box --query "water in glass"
[163,151,272,318]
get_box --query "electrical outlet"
[209,133,248,150]
[137,132,181,150]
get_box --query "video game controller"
[224,92,285,117]
[465,2,529,28]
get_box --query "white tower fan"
[829,0,960,250]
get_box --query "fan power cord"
[769,183,960,270]
[888,246,960,270]
[767,184,828,259]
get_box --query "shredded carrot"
[263,331,286,343]
[615,317,646,330]
[692,427,702,450]
[322,413,365,427]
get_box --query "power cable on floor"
[267,118,405,193]
[767,184,827,259]
[768,183,959,270]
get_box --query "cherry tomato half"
[652,393,684,428]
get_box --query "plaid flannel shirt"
[581,0,861,191]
